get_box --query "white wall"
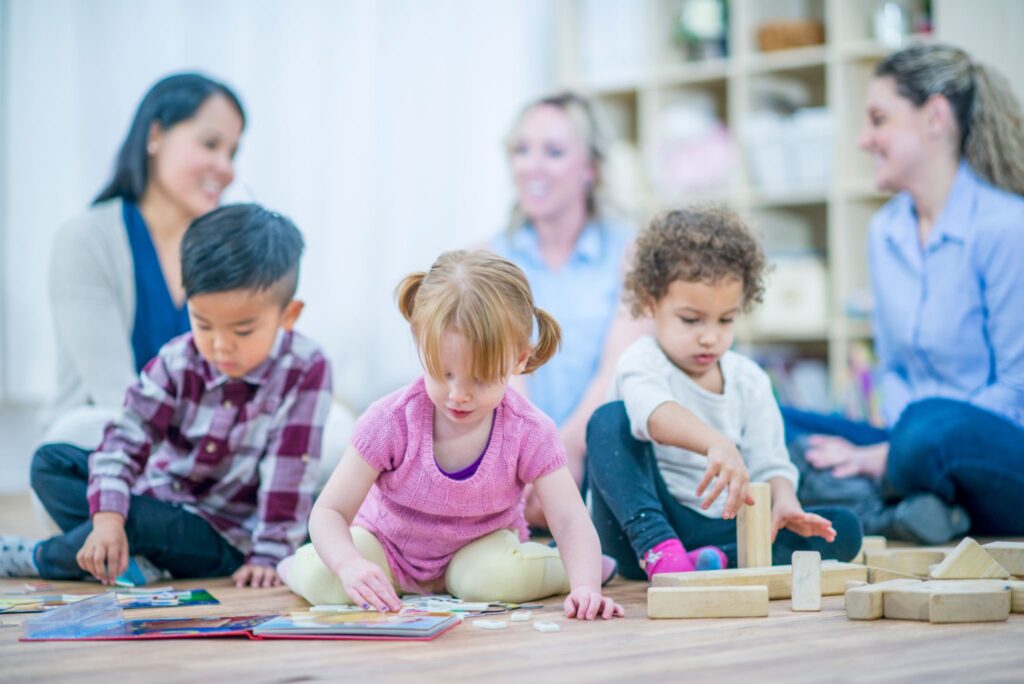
[1,0,554,410]
[935,0,1024,102]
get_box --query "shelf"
[838,33,932,61]
[655,56,732,86]
[747,188,829,208]
[745,44,828,74]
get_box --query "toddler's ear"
[281,299,305,330]
[513,348,531,374]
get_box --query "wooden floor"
[3,493,1023,683]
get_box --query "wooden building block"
[791,551,821,611]
[647,586,769,618]
[884,580,1011,622]
[929,589,1010,623]
[982,542,1024,576]
[868,567,918,583]
[866,549,946,577]
[652,561,867,599]
[929,538,1009,579]
[845,580,867,591]
[845,579,922,620]
[1009,580,1024,613]
[853,536,887,564]
[737,482,772,568]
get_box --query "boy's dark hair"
[95,72,245,204]
[624,205,767,317]
[182,204,304,304]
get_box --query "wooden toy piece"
[648,586,769,619]
[737,482,772,568]
[982,542,1024,576]
[929,589,1010,624]
[929,538,1010,579]
[923,579,1024,614]
[853,535,887,564]
[791,551,821,611]
[865,549,946,578]
[845,580,867,592]
[652,561,867,599]
[1009,580,1024,613]
[845,579,922,620]
[884,580,1010,622]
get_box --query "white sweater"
[609,335,799,519]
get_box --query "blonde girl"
[278,250,623,619]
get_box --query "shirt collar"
[885,160,979,257]
[193,329,287,390]
[509,220,604,268]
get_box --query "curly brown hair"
[624,206,767,317]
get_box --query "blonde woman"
[791,44,1024,540]
[490,93,650,526]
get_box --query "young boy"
[586,206,862,580]
[0,204,332,588]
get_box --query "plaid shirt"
[88,330,333,567]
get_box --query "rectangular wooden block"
[791,551,821,611]
[845,579,922,620]
[866,549,946,577]
[652,561,867,599]
[853,536,887,564]
[1010,580,1024,613]
[929,589,1010,623]
[737,482,772,568]
[930,537,1010,579]
[648,586,769,619]
[884,580,1011,622]
[982,542,1024,576]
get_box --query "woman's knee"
[887,399,967,489]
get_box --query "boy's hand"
[564,585,624,620]
[771,497,836,542]
[77,511,129,584]
[233,563,282,588]
[339,557,403,612]
[696,442,754,519]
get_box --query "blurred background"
[1,0,1021,492]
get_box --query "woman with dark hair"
[788,43,1024,542]
[43,72,245,447]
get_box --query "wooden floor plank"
[3,494,1024,682]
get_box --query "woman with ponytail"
[789,44,1024,541]
[278,250,623,619]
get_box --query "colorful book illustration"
[1,588,218,614]
[20,594,459,642]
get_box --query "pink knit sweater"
[352,377,566,592]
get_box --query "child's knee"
[445,530,564,603]
[585,401,629,450]
[284,543,352,606]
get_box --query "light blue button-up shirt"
[869,162,1024,428]
[491,220,633,426]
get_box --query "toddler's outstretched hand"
[697,442,754,519]
[563,586,624,620]
[771,498,836,542]
[340,557,403,612]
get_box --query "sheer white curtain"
[1,0,553,409]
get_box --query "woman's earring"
[147,142,157,155]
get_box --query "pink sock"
[643,539,695,579]
[643,540,728,579]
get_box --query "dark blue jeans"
[30,443,244,580]
[783,399,1024,536]
[587,402,863,581]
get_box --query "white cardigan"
[44,197,137,446]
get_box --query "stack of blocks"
[845,538,1024,624]
[648,483,866,618]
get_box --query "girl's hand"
[772,498,836,542]
[233,563,281,588]
[77,512,129,584]
[696,442,754,519]
[563,586,624,620]
[339,557,402,612]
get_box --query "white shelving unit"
[556,0,932,409]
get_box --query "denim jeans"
[586,402,863,581]
[30,443,245,580]
[783,399,1024,536]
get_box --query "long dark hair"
[94,72,246,204]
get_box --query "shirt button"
[223,400,234,409]
[206,442,217,454]
[301,453,311,463]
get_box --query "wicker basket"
[756,19,825,52]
